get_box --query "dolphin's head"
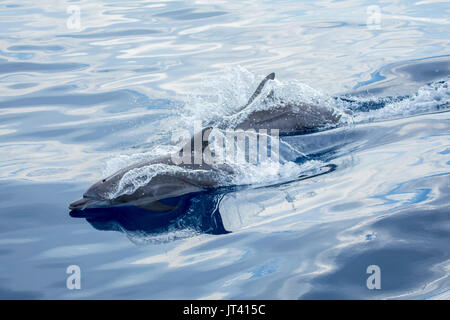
[69,173,123,210]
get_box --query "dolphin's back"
[235,102,341,133]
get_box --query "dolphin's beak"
[69,198,89,211]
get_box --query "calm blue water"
[0,0,449,299]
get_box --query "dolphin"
[69,73,340,211]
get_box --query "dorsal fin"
[235,72,275,113]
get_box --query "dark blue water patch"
[0,249,11,256]
[397,60,450,82]
[301,207,450,299]
[353,55,450,91]
[0,286,41,300]
[44,84,80,92]
[7,45,64,52]
[0,62,88,75]
[0,181,84,233]
[57,29,161,39]
[154,8,227,20]
[302,247,438,299]
[374,207,450,241]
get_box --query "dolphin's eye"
[102,179,106,183]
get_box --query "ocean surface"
[0,0,449,299]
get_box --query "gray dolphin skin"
[69,73,341,210]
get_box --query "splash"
[107,163,218,199]
[101,68,450,200]
[344,78,450,123]
[178,66,343,129]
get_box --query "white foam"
[178,66,342,129]
[350,78,450,123]
[102,144,179,178]
[107,164,212,199]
